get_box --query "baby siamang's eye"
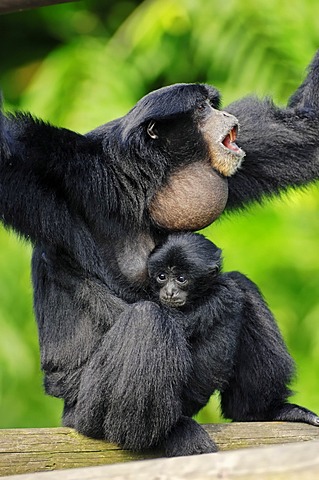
[157,273,167,283]
[176,275,187,285]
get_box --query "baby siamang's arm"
[226,50,319,210]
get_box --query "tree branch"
[0,0,80,14]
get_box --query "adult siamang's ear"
[147,121,158,139]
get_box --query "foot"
[163,416,218,457]
[271,403,319,426]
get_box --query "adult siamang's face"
[128,83,245,175]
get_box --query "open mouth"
[221,125,243,155]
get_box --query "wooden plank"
[2,440,319,480]
[0,423,319,476]
[204,421,319,449]
[0,428,156,476]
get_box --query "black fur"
[147,232,319,453]
[0,52,319,455]
[226,51,319,208]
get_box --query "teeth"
[221,126,244,156]
[229,127,236,143]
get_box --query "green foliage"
[0,228,62,427]
[1,0,319,428]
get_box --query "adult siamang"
[1,50,319,456]
[146,232,318,454]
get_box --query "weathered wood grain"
[1,422,319,476]
[2,440,319,480]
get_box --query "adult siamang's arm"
[0,109,111,245]
[225,51,319,210]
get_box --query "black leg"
[163,416,217,457]
[75,301,191,451]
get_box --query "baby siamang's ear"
[208,264,220,275]
[209,248,223,274]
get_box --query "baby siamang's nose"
[166,286,178,298]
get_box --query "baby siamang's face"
[153,268,190,308]
[148,233,222,308]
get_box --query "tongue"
[223,134,241,153]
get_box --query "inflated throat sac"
[149,162,228,231]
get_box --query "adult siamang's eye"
[157,273,166,283]
[197,103,207,112]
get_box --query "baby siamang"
[146,232,319,454]
[147,233,224,316]
[1,51,319,455]
[148,232,223,312]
